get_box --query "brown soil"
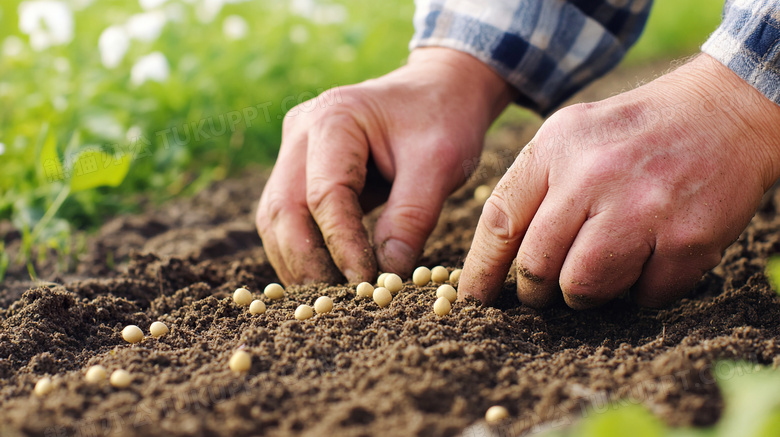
[2,60,780,437]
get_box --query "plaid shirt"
[410,0,780,115]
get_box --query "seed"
[373,287,392,308]
[376,272,390,287]
[229,350,251,372]
[249,299,266,315]
[485,405,509,423]
[474,185,492,203]
[34,377,54,396]
[433,296,451,316]
[356,282,374,298]
[314,296,333,314]
[436,284,457,303]
[233,287,253,306]
[295,304,314,320]
[122,325,144,344]
[85,365,107,384]
[264,283,285,300]
[431,266,449,283]
[110,369,132,388]
[384,273,403,294]
[412,266,431,286]
[149,321,169,338]
[449,269,462,287]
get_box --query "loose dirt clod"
[233,287,253,306]
[149,321,169,338]
[264,283,285,300]
[449,269,462,286]
[485,405,509,423]
[413,266,431,286]
[433,296,452,316]
[121,325,144,344]
[356,282,374,298]
[384,273,403,294]
[376,273,389,287]
[295,305,314,320]
[436,284,457,303]
[249,300,266,315]
[34,378,54,397]
[229,351,251,373]
[373,287,392,308]
[314,296,333,314]
[110,370,132,388]
[85,365,107,384]
[431,266,449,283]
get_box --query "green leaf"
[715,362,780,437]
[766,257,780,294]
[69,149,131,192]
[579,404,665,437]
[37,125,65,185]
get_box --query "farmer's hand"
[257,48,515,284]
[460,54,780,309]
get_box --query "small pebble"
[436,284,457,303]
[122,325,144,344]
[412,266,431,286]
[264,283,285,300]
[314,296,333,314]
[233,287,253,306]
[433,296,452,316]
[356,282,374,298]
[431,266,449,283]
[85,365,107,384]
[449,269,462,287]
[149,321,169,338]
[474,185,492,203]
[229,350,252,373]
[110,369,132,388]
[373,287,392,308]
[34,377,54,396]
[384,273,403,294]
[376,272,390,287]
[295,305,314,320]
[485,405,510,423]
[249,299,266,315]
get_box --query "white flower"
[98,26,130,69]
[311,4,347,25]
[125,10,168,43]
[126,125,143,142]
[2,36,25,58]
[0,142,5,156]
[289,25,309,44]
[139,0,168,11]
[18,1,74,51]
[222,15,248,40]
[131,52,170,86]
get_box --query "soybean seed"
[233,287,253,306]
[373,287,392,308]
[384,273,403,294]
[122,325,144,344]
[34,377,54,396]
[376,272,390,287]
[85,365,107,384]
[110,369,132,388]
[249,299,266,315]
[431,266,449,284]
[356,282,374,298]
[485,405,510,423]
[449,269,462,287]
[314,296,333,314]
[433,296,451,316]
[295,305,314,320]
[474,185,492,203]
[264,283,285,300]
[412,266,431,286]
[229,350,251,373]
[436,284,457,303]
[149,321,169,338]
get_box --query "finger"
[514,192,587,308]
[558,212,653,309]
[459,144,549,304]
[631,249,721,307]
[306,115,377,283]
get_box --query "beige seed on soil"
[412,266,431,286]
[121,325,144,344]
[373,287,392,308]
[149,321,169,338]
[384,273,403,294]
[249,299,266,315]
[314,296,333,314]
[85,365,107,384]
[264,283,285,300]
[474,185,492,203]
[229,350,251,373]
[376,272,390,287]
[436,284,457,303]
[356,282,374,298]
[233,287,253,306]
[110,369,132,388]
[485,405,510,423]
[34,377,54,396]
[433,296,452,316]
[449,269,462,287]
[431,266,449,283]
[295,304,314,320]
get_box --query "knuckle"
[481,196,518,241]
[389,202,439,238]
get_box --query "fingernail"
[379,238,415,276]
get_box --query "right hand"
[256,48,516,285]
